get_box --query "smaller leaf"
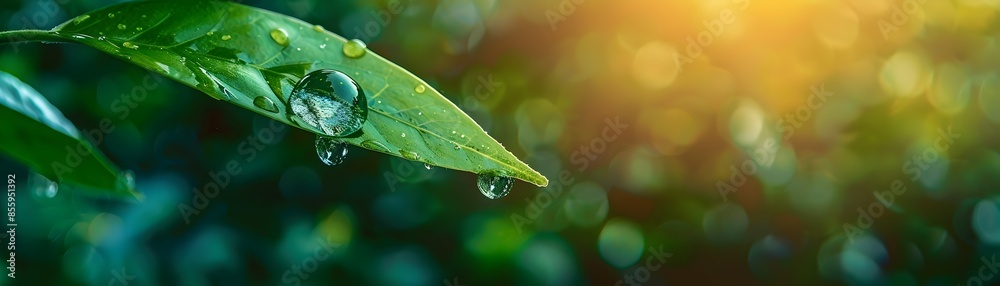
[0,71,138,198]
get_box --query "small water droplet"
[221,35,231,41]
[477,173,514,199]
[313,25,324,32]
[31,174,58,198]
[315,136,348,166]
[342,39,367,58]
[399,150,420,161]
[451,131,456,134]
[136,27,143,31]
[73,15,90,25]
[414,84,426,94]
[122,42,139,50]
[270,28,289,47]
[253,96,278,113]
[97,36,106,41]
[377,100,382,104]
[319,44,327,49]
[417,112,422,116]
[460,134,466,138]
[141,14,147,18]
[207,31,214,36]
[296,48,302,51]
[289,69,367,137]
[117,24,126,30]
[107,13,115,18]
[454,144,461,150]
[424,163,432,170]
[401,132,406,138]
[116,170,136,193]
[361,140,390,153]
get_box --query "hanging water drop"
[342,39,367,58]
[253,96,279,113]
[289,69,367,137]
[477,173,514,199]
[270,28,289,46]
[315,136,348,166]
[424,163,432,170]
[414,84,426,94]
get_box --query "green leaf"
[0,71,137,198]
[0,0,547,187]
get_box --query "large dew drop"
[315,136,348,166]
[477,173,514,200]
[289,69,367,137]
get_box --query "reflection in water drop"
[315,136,348,166]
[289,69,367,137]
[477,173,513,199]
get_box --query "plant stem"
[0,30,66,46]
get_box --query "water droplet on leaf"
[342,39,367,58]
[361,140,390,153]
[401,132,406,138]
[477,173,513,199]
[414,84,426,94]
[73,15,90,25]
[399,150,420,161]
[116,170,135,193]
[253,96,279,113]
[122,42,138,50]
[270,28,289,46]
[313,25,324,32]
[221,35,231,41]
[289,69,367,137]
[315,136,348,166]
[107,13,114,18]
[117,24,126,30]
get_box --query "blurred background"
[2,0,1000,285]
